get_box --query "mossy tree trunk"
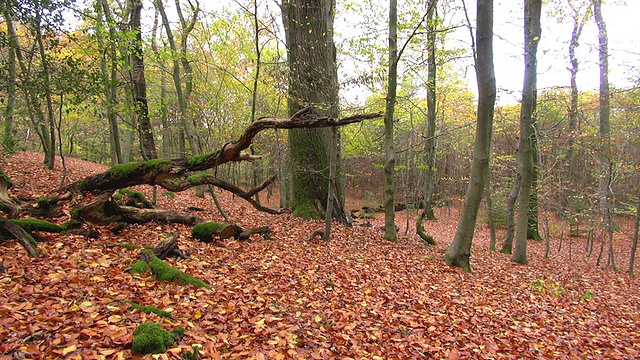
[282,0,348,223]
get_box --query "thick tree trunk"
[282,0,347,223]
[513,0,542,265]
[445,0,496,272]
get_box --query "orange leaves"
[1,152,640,358]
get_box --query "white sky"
[473,0,639,104]
[334,0,639,105]
[161,0,639,106]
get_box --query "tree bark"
[282,0,347,223]
[97,0,123,165]
[513,0,542,265]
[0,216,39,258]
[445,0,496,272]
[416,0,439,244]
[594,0,615,271]
[2,4,17,150]
[129,0,158,160]
[382,0,399,242]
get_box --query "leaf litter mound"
[1,152,639,359]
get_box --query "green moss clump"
[191,222,238,242]
[145,158,173,172]
[186,174,211,186]
[131,322,177,354]
[0,169,14,189]
[186,153,213,167]
[130,261,151,274]
[105,162,145,179]
[161,191,175,198]
[148,256,211,289]
[126,301,172,318]
[115,189,152,209]
[119,243,142,250]
[10,218,63,233]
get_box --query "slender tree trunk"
[250,0,263,205]
[34,2,57,170]
[445,0,496,272]
[502,173,520,254]
[416,0,438,244]
[383,0,399,241]
[97,0,123,165]
[2,5,17,149]
[513,0,542,265]
[323,127,338,239]
[6,3,52,160]
[594,0,616,271]
[155,0,199,156]
[486,164,497,251]
[130,0,157,160]
[629,191,640,278]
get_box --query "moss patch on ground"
[126,301,172,318]
[148,256,211,289]
[131,322,184,354]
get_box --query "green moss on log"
[10,219,63,233]
[191,222,239,242]
[126,301,172,318]
[105,162,144,179]
[115,189,152,209]
[131,322,180,354]
[186,153,213,167]
[130,261,151,274]
[148,256,211,289]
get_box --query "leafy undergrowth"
[0,152,639,359]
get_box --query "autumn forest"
[1,0,639,358]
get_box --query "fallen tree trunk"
[62,107,381,194]
[0,216,39,257]
[72,194,203,226]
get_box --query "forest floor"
[1,152,639,359]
